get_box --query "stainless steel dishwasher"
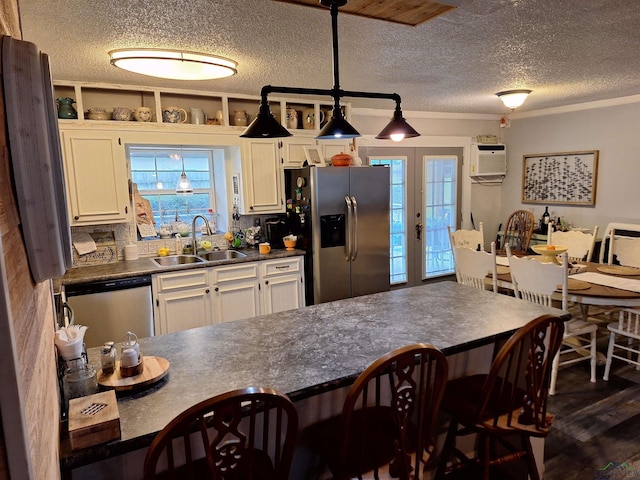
[64,275,154,348]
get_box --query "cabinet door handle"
[205,289,210,294]
[125,206,128,214]
[275,265,290,270]
[74,215,79,220]
[214,287,219,292]
[265,280,269,285]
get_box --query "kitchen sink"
[150,255,206,267]
[199,250,248,262]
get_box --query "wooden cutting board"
[98,355,170,391]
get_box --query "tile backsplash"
[70,213,278,266]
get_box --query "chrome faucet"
[191,215,213,254]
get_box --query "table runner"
[570,272,640,293]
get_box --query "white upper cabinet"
[60,128,131,225]
[279,136,316,169]
[54,82,352,219]
[241,139,284,213]
[318,138,354,163]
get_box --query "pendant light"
[241,0,419,141]
[175,151,193,196]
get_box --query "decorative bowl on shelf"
[331,152,352,167]
[531,244,568,263]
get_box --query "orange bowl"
[284,239,297,250]
[331,153,352,167]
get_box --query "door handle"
[350,195,358,261]
[345,196,353,261]
[416,223,423,240]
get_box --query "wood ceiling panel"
[272,0,455,26]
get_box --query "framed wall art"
[522,150,599,206]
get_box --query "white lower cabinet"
[152,269,212,335]
[152,256,305,334]
[261,257,305,314]
[210,263,261,323]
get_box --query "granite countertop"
[60,281,570,470]
[57,248,305,287]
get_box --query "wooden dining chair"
[143,386,298,480]
[300,344,448,480]
[434,314,565,480]
[547,226,599,262]
[452,241,498,293]
[506,244,597,395]
[603,308,640,380]
[498,210,535,255]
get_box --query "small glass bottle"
[100,341,116,375]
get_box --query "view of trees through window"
[129,146,216,227]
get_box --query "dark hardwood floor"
[544,359,640,479]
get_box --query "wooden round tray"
[561,279,592,291]
[597,265,640,276]
[98,355,170,392]
[496,265,510,275]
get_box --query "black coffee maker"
[265,217,287,249]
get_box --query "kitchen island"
[60,281,570,478]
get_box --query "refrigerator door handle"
[345,195,353,261]
[350,195,358,261]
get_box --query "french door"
[362,147,462,288]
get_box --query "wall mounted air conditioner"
[470,144,507,178]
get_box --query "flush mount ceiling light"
[496,89,532,110]
[109,48,237,81]
[241,0,420,142]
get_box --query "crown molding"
[354,93,640,121]
[507,93,640,119]
[352,107,500,121]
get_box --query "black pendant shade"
[240,0,419,141]
[375,107,421,141]
[240,103,292,138]
[316,106,361,139]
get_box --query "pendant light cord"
[330,2,342,114]
[240,0,420,140]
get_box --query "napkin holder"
[68,390,121,450]
[569,263,588,275]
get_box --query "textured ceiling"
[17,0,640,115]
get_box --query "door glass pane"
[423,156,457,278]
[370,157,407,284]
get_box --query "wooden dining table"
[496,259,640,317]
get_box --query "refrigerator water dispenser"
[320,214,345,248]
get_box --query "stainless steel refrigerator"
[286,166,390,305]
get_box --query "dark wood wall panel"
[1,1,62,478]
